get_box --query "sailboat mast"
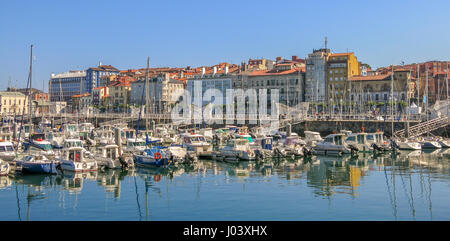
[426,65,429,123]
[28,45,33,122]
[145,57,150,129]
[417,64,420,109]
[446,62,449,117]
[391,65,394,136]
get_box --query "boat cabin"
[225,139,251,151]
[0,141,14,152]
[126,138,146,150]
[345,133,368,145]
[64,147,85,162]
[324,134,345,145]
[63,139,84,149]
[99,144,119,160]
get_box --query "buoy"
[154,152,162,160]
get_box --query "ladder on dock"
[394,116,449,138]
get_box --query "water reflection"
[2,150,450,220]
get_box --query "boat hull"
[21,162,57,174]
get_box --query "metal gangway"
[394,116,449,138]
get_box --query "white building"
[305,48,330,103]
[131,73,184,113]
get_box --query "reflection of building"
[305,156,365,197]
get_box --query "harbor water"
[1,150,450,221]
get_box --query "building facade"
[92,86,109,106]
[327,52,361,102]
[245,63,305,107]
[49,71,86,104]
[0,92,29,115]
[349,69,415,104]
[85,65,120,94]
[305,48,330,103]
[131,73,184,113]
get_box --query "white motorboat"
[58,146,98,172]
[280,135,307,156]
[438,138,450,148]
[96,144,134,169]
[216,139,256,162]
[304,131,323,147]
[345,133,373,153]
[366,131,392,151]
[313,133,353,156]
[125,138,147,152]
[0,141,16,162]
[181,133,213,158]
[394,138,422,150]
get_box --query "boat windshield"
[0,145,14,152]
[367,135,374,141]
[40,144,53,151]
[357,135,365,144]
[190,137,205,142]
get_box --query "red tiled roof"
[248,67,304,76]
[349,74,391,82]
[72,93,90,98]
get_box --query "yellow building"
[108,81,131,109]
[0,91,29,115]
[327,52,361,102]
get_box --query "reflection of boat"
[97,170,124,198]
[0,175,12,189]
[0,159,10,176]
[62,172,84,193]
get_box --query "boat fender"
[82,163,87,169]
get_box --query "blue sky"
[1,0,449,91]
